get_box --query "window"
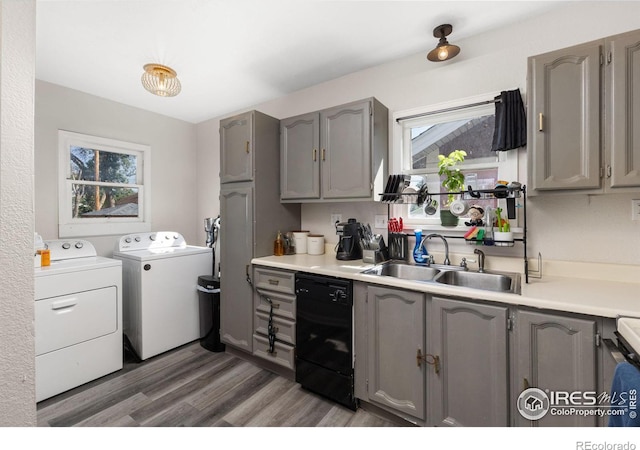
[58,130,151,237]
[393,96,518,229]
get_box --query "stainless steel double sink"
[361,261,521,295]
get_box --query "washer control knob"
[62,242,71,250]
[134,236,141,242]
[173,235,179,240]
[125,237,132,244]
[75,242,84,249]
[165,235,170,240]
[149,234,156,241]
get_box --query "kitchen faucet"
[420,233,450,265]
[474,248,485,272]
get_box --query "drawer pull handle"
[51,298,78,310]
[268,279,280,286]
[271,303,280,309]
[266,349,278,357]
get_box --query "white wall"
[35,81,200,256]
[197,1,640,267]
[0,0,37,426]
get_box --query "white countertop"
[251,252,640,319]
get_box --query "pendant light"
[141,63,181,97]
[427,24,460,62]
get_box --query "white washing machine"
[113,231,213,361]
[35,239,122,402]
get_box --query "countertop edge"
[251,254,640,320]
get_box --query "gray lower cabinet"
[219,184,254,352]
[365,285,426,421]
[428,297,509,427]
[512,309,598,427]
[251,266,296,371]
[355,283,612,428]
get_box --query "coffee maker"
[335,218,363,260]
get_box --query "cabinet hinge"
[507,318,513,331]
[595,333,602,347]
[607,51,612,65]
[600,53,604,66]
[600,166,605,178]
[366,379,369,389]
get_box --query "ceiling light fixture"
[427,24,460,62]
[141,63,181,97]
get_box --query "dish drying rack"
[378,178,534,283]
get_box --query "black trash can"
[197,275,225,352]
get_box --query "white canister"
[307,234,325,255]
[292,231,309,254]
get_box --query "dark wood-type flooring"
[36,341,401,427]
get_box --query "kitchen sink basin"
[361,261,441,281]
[433,270,521,294]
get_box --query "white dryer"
[35,239,122,402]
[113,231,213,360]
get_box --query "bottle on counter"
[274,231,284,256]
[412,229,428,264]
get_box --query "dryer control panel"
[115,231,186,252]
[45,239,97,261]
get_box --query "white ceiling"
[35,0,568,124]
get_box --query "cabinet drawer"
[253,334,295,371]
[255,289,296,320]
[255,311,295,345]
[254,267,295,294]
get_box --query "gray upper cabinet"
[366,286,425,420]
[528,29,640,193]
[608,30,640,188]
[280,98,388,202]
[280,112,320,199]
[512,309,598,427]
[528,41,602,191]
[220,112,254,183]
[428,297,509,427]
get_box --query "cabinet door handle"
[313,149,317,161]
[416,349,440,374]
[322,148,326,161]
[245,141,250,153]
[538,113,544,132]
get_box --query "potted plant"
[437,149,467,226]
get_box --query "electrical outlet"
[374,215,388,229]
[331,214,342,227]
[632,199,640,221]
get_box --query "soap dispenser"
[413,229,429,264]
[274,231,284,256]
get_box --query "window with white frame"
[58,130,151,237]
[393,97,518,229]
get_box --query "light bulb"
[438,47,449,61]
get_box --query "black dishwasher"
[295,273,356,410]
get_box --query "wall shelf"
[380,185,530,283]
